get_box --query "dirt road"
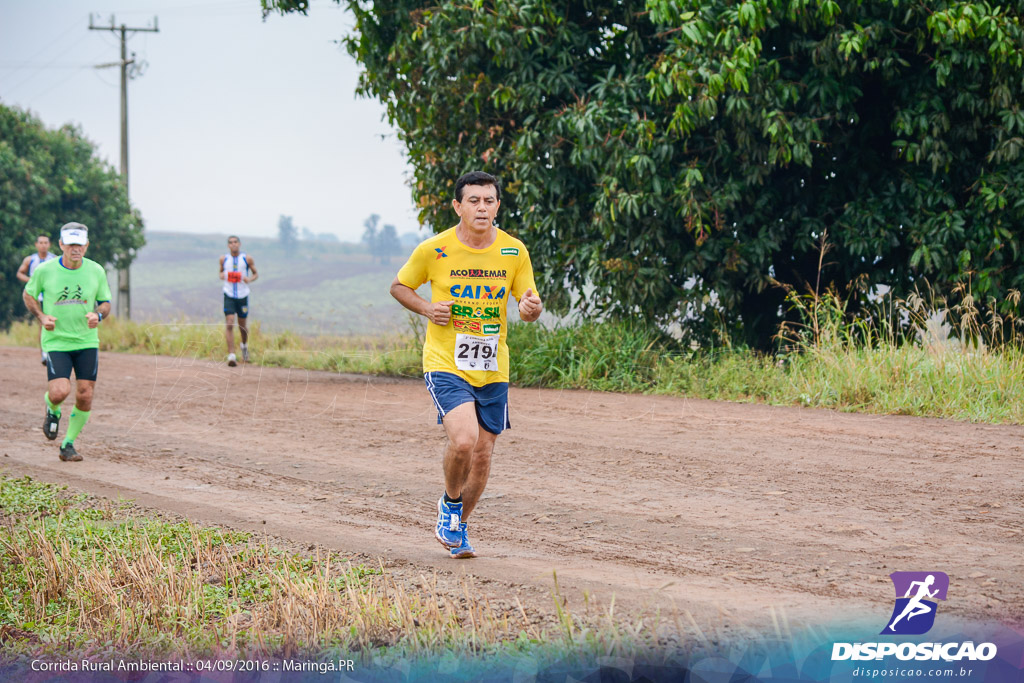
[1,347,1021,638]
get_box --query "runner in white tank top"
[219,235,259,366]
[17,234,57,364]
[222,252,251,299]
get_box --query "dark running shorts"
[423,371,510,435]
[46,348,99,382]
[223,294,249,318]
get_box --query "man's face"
[60,240,88,263]
[36,236,50,253]
[228,237,241,254]
[453,184,500,230]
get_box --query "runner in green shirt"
[23,223,112,462]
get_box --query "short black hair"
[455,171,500,202]
[36,234,50,241]
[227,235,240,242]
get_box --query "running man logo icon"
[56,285,84,301]
[881,571,949,635]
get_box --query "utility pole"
[90,14,158,320]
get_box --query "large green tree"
[0,104,144,328]
[267,0,1024,347]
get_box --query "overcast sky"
[0,0,423,242]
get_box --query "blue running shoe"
[435,496,463,548]
[449,522,476,559]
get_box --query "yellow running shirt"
[397,226,537,387]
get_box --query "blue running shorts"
[424,371,510,435]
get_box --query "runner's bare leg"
[225,314,236,356]
[442,402,477,496]
[461,425,497,519]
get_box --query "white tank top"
[28,251,56,275]
[222,252,251,299]
[29,252,55,300]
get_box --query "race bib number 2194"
[454,334,499,372]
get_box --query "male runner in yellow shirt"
[391,171,543,558]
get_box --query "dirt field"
[1,347,1021,640]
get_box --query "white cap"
[60,222,88,245]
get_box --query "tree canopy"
[0,104,144,328]
[278,214,298,252]
[267,0,1024,347]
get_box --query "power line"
[16,43,116,103]
[0,17,84,82]
[20,65,91,104]
[0,62,99,69]
[1,30,91,98]
[91,66,120,89]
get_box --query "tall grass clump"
[508,320,666,391]
[771,281,1024,423]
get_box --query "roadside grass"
[1,316,423,378]
[4,282,1024,423]
[506,314,1024,424]
[0,476,664,662]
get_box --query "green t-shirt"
[24,257,111,352]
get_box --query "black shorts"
[223,294,249,318]
[46,348,99,382]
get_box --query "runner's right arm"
[16,256,32,283]
[218,255,226,280]
[390,278,452,326]
[22,289,55,330]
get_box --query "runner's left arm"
[518,288,543,322]
[244,256,258,284]
[85,265,113,328]
[86,301,111,329]
[511,247,542,322]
